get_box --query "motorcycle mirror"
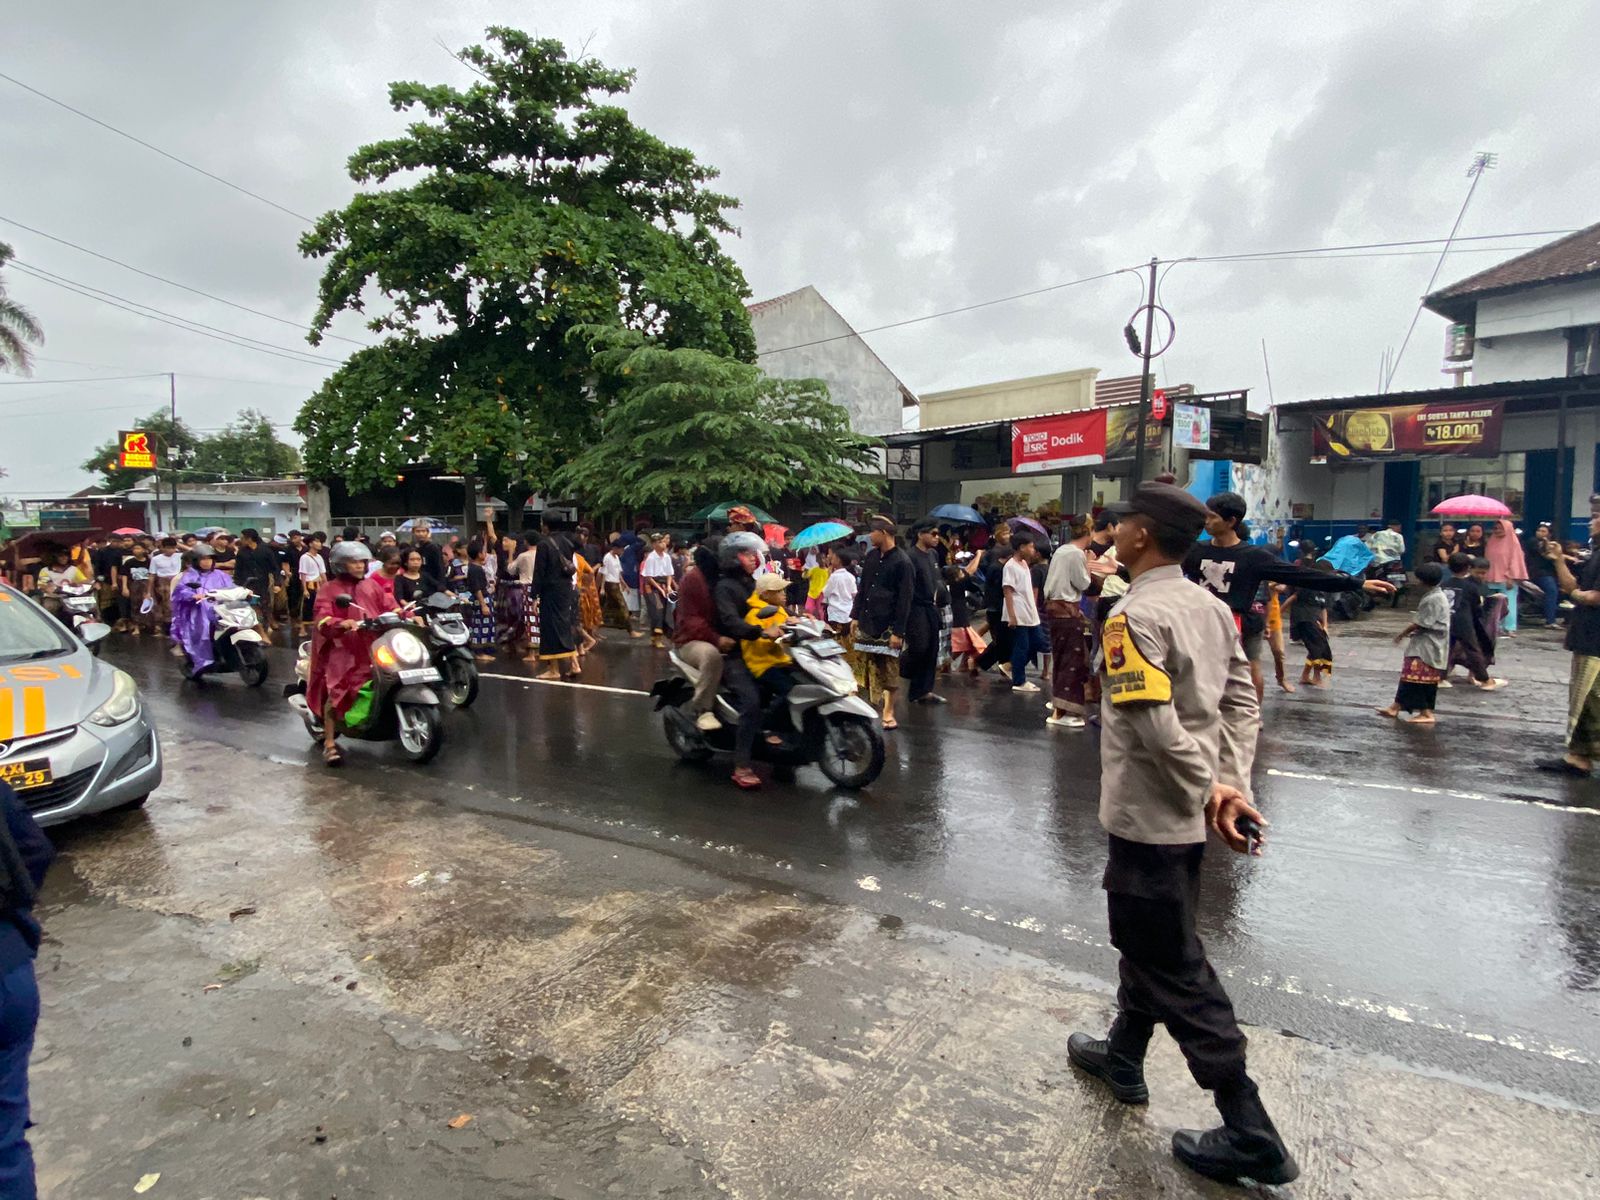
[335,595,354,608]
[79,622,112,647]
[757,605,779,619]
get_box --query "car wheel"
[111,794,149,813]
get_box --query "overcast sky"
[2,0,1595,497]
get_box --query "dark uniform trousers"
[900,604,941,701]
[1104,834,1249,1092]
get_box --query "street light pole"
[168,372,179,530]
[1131,257,1159,487]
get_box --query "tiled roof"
[1425,221,1600,319]
[745,286,811,317]
[1093,375,1194,407]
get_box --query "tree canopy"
[83,407,299,491]
[0,243,44,376]
[295,27,756,511]
[551,328,881,513]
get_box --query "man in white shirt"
[821,546,859,630]
[640,533,677,647]
[599,538,640,635]
[297,533,328,635]
[149,537,185,636]
[1003,533,1045,692]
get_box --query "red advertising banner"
[1311,401,1503,462]
[1012,410,1107,473]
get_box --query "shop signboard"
[1172,403,1210,450]
[1011,410,1107,473]
[1104,406,1164,461]
[1311,400,1502,462]
[118,430,158,471]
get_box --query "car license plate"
[0,758,52,792]
[398,667,442,683]
[810,638,845,658]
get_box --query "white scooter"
[180,585,269,687]
[650,612,886,789]
[55,582,108,656]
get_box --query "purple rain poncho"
[169,567,234,671]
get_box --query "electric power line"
[9,263,344,370]
[0,215,370,348]
[0,71,317,224]
[0,372,168,387]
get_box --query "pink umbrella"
[111,526,146,536]
[1431,495,1511,519]
[1008,515,1052,544]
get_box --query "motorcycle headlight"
[390,630,428,666]
[87,669,141,727]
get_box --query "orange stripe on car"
[0,690,13,742]
[21,687,45,737]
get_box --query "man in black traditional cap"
[1067,482,1298,1188]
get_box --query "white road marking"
[1266,767,1600,817]
[479,671,650,697]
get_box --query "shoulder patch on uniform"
[1101,613,1172,704]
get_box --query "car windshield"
[0,590,75,662]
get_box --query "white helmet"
[718,531,766,567]
[329,540,372,567]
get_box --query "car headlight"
[391,630,428,666]
[87,669,141,727]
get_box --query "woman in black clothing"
[533,518,579,681]
[1458,522,1488,560]
[394,549,425,605]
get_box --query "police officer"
[1068,482,1298,1187]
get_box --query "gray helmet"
[718,531,766,567]
[329,540,373,568]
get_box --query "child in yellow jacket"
[743,573,803,737]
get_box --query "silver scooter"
[650,612,885,788]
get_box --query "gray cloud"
[2,0,1594,496]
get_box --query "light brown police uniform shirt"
[1098,563,1261,845]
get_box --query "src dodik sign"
[1011,410,1109,473]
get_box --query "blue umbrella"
[790,520,853,550]
[928,503,985,525]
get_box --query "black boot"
[1067,1021,1149,1105]
[1171,1081,1299,1186]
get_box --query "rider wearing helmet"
[308,538,392,766]
[169,546,235,676]
[713,531,785,790]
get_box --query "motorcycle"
[55,582,109,655]
[650,612,886,789]
[417,591,478,708]
[182,585,269,687]
[283,596,445,763]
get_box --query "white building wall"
[1475,330,1569,384]
[1474,279,1600,340]
[751,287,908,437]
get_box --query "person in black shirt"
[1541,514,1600,774]
[234,529,279,634]
[0,780,53,1198]
[1430,522,1460,565]
[1184,492,1392,702]
[971,521,1014,674]
[408,520,447,596]
[1440,552,1500,688]
[902,519,947,705]
[850,515,913,729]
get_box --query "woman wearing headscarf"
[169,547,235,675]
[1485,518,1529,636]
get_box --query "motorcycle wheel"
[663,711,712,762]
[238,644,269,688]
[443,659,479,708]
[395,703,444,764]
[817,714,885,789]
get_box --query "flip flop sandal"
[1536,758,1591,777]
[323,746,345,767]
[731,769,762,790]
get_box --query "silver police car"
[0,582,162,825]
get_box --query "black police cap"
[1106,482,1209,539]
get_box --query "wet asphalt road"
[101,626,1600,1110]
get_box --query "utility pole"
[168,373,179,530]
[1131,257,1159,486]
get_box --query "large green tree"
[190,408,301,480]
[0,243,44,376]
[296,27,756,513]
[552,328,881,514]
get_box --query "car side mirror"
[79,622,112,647]
[336,595,354,608]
